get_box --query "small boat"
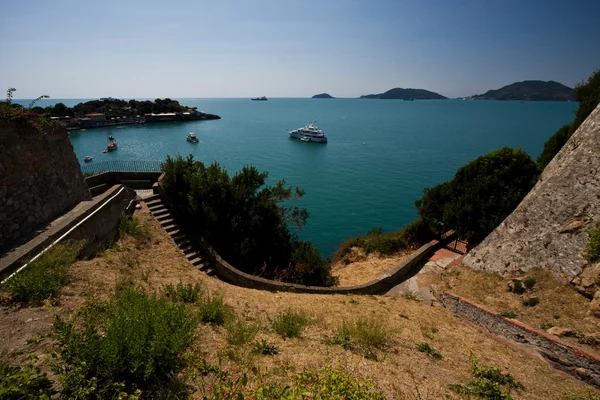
[289,121,327,143]
[251,96,268,101]
[116,126,125,129]
[103,142,117,153]
[84,156,93,162]
[186,132,199,143]
[80,129,87,132]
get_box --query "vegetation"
[523,277,537,289]
[251,339,280,356]
[2,241,82,305]
[537,69,600,170]
[36,98,192,118]
[225,318,259,345]
[270,309,308,338]
[499,310,518,319]
[198,294,231,325]
[471,80,574,101]
[54,284,198,398]
[416,343,443,360]
[585,226,600,263]
[523,296,540,307]
[450,355,525,399]
[330,318,392,359]
[119,213,150,242]
[416,147,538,245]
[0,355,55,399]
[161,154,336,286]
[360,87,447,100]
[1,88,64,135]
[560,390,600,400]
[163,281,203,303]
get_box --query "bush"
[161,155,335,287]
[585,227,600,263]
[416,147,539,245]
[523,277,536,289]
[510,280,525,294]
[449,355,524,399]
[499,310,518,319]
[198,295,231,325]
[330,318,391,355]
[416,343,443,360]
[523,296,540,307]
[251,339,280,356]
[2,241,82,305]
[53,285,198,397]
[118,213,150,242]
[0,355,55,399]
[225,318,259,345]
[536,124,572,169]
[163,281,203,303]
[271,309,308,338]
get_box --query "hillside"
[470,80,574,101]
[311,93,334,99]
[359,87,447,100]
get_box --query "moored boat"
[84,156,93,162]
[186,132,199,143]
[251,96,268,101]
[289,121,327,143]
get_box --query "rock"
[558,219,589,233]
[572,263,600,298]
[547,326,576,337]
[590,291,600,318]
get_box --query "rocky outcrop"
[463,104,600,281]
[0,119,91,251]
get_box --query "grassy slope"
[2,207,597,399]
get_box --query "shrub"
[2,241,82,305]
[0,355,55,399]
[417,343,443,360]
[510,280,525,294]
[416,147,539,245]
[225,318,259,345]
[271,309,308,338]
[118,213,150,242]
[163,281,203,303]
[499,310,518,319]
[523,296,540,307]
[585,227,600,263]
[330,318,391,353]
[523,277,536,289]
[252,339,280,356]
[53,285,198,397]
[198,295,231,325]
[283,241,338,287]
[449,355,524,399]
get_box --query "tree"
[416,147,539,245]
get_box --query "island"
[359,87,447,100]
[311,93,335,99]
[32,98,221,131]
[467,80,574,101]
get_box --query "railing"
[81,160,162,175]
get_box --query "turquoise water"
[17,98,577,256]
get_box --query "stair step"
[146,199,163,207]
[204,268,216,276]
[156,212,172,220]
[168,229,183,237]
[185,251,200,260]
[153,208,170,217]
[189,257,203,266]
[160,218,175,226]
[144,193,161,202]
[163,224,179,232]
[172,235,189,244]
[181,246,196,255]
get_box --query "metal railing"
[81,160,162,175]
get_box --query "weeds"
[585,227,600,262]
[499,310,518,319]
[2,241,82,305]
[163,281,203,303]
[198,294,231,325]
[509,280,525,294]
[119,213,150,242]
[523,296,540,307]
[271,309,308,338]
[449,355,524,399]
[225,318,259,345]
[417,343,443,360]
[421,326,439,340]
[523,277,536,289]
[53,284,198,397]
[252,339,280,356]
[0,354,55,398]
[330,317,392,358]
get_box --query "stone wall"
[464,104,600,280]
[440,293,600,388]
[0,119,91,251]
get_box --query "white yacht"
[289,121,327,143]
[186,132,199,143]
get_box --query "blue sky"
[1,0,599,98]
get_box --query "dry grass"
[332,249,411,286]
[1,206,597,399]
[434,265,600,353]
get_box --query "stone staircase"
[143,194,215,276]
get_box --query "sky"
[1,0,599,99]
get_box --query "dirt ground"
[332,249,410,286]
[0,205,598,399]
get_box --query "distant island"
[33,98,221,131]
[467,80,574,101]
[359,88,447,100]
[312,93,335,99]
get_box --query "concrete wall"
[86,171,163,195]
[440,293,600,388]
[0,119,91,250]
[0,184,136,279]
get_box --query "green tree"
[416,147,539,245]
[537,69,600,170]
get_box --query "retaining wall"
[86,171,163,195]
[440,292,600,388]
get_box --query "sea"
[14,98,577,256]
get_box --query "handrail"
[81,160,162,175]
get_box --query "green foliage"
[510,280,525,294]
[41,97,190,118]
[416,147,539,244]
[523,277,536,289]
[330,318,391,355]
[161,154,335,287]
[523,296,540,307]
[271,309,308,338]
[0,355,55,399]
[198,294,231,325]
[2,241,82,305]
[252,339,280,356]
[499,310,518,319]
[449,355,524,399]
[53,284,198,397]
[225,318,259,345]
[585,226,600,263]
[1,88,64,135]
[416,343,443,360]
[538,69,600,170]
[118,213,150,242]
[163,281,203,303]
